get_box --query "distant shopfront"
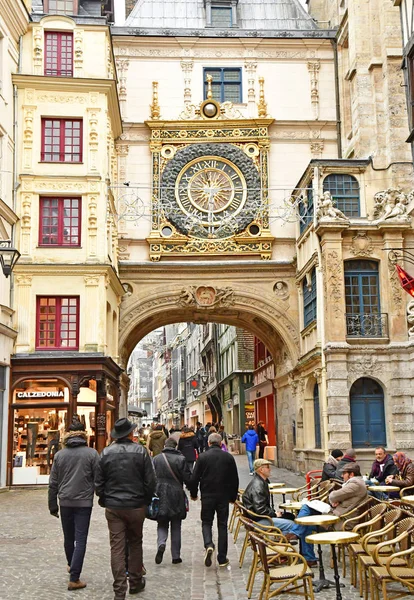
[8,354,121,486]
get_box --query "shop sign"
[191,410,198,417]
[16,390,64,399]
[96,412,106,435]
[223,383,231,402]
[245,403,255,421]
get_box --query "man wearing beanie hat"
[95,418,156,599]
[321,449,344,481]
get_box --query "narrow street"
[0,456,366,600]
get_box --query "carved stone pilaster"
[87,108,100,172]
[74,29,84,77]
[20,193,32,257]
[15,275,33,351]
[33,27,43,75]
[310,140,324,158]
[180,59,194,106]
[115,58,129,119]
[244,60,257,117]
[86,193,98,259]
[308,61,320,120]
[84,275,99,351]
[106,39,114,79]
[23,106,35,171]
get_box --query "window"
[299,187,314,234]
[211,7,232,27]
[323,174,360,217]
[39,197,81,247]
[344,260,383,336]
[41,118,82,163]
[313,384,321,449]
[45,32,73,77]
[36,296,79,350]
[303,268,317,327]
[350,378,386,447]
[45,0,77,15]
[204,68,242,103]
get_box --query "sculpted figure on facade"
[178,286,235,308]
[373,189,410,222]
[407,299,414,338]
[316,191,348,221]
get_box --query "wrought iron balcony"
[345,313,388,338]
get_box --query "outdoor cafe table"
[268,483,285,489]
[279,501,303,513]
[295,514,340,593]
[367,485,400,496]
[401,495,414,504]
[306,531,359,600]
[269,487,300,504]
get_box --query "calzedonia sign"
[16,391,64,399]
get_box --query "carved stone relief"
[33,27,43,75]
[316,191,349,222]
[177,286,235,308]
[307,61,320,120]
[180,59,194,106]
[350,231,373,256]
[407,299,414,338]
[388,258,404,315]
[323,250,343,318]
[273,281,289,300]
[372,188,410,222]
[74,29,84,77]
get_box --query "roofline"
[110,26,337,40]
[293,158,372,190]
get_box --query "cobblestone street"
[0,456,385,600]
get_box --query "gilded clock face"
[175,156,247,227]
[160,143,261,239]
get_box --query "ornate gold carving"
[350,231,373,256]
[257,77,267,118]
[149,237,273,261]
[150,81,161,120]
[178,285,235,308]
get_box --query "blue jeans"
[246,450,255,473]
[290,505,318,561]
[60,506,92,582]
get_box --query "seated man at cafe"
[367,446,399,499]
[242,459,319,567]
[328,463,368,520]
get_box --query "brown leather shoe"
[285,533,298,542]
[68,580,87,591]
[307,560,318,568]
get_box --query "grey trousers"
[157,518,182,560]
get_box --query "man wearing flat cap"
[95,418,156,599]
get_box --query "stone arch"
[118,284,299,369]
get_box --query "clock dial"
[175,156,247,228]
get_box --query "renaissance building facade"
[4,0,414,485]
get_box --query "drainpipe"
[332,39,342,159]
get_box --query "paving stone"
[0,456,409,599]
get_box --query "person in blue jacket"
[241,425,259,475]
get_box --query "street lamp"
[0,240,20,278]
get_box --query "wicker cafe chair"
[359,515,414,600]
[291,481,320,502]
[234,501,274,543]
[238,509,287,567]
[249,533,315,600]
[400,484,414,498]
[368,521,414,600]
[240,518,295,598]
[345,503,388,586]
[229,489,244,533]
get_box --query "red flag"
[396,264,414,297]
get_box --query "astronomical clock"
[146,82,274,261]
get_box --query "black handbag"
[146,495,160,520]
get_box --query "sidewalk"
[0,456,364,600]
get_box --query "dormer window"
[44,0,78,15]
[211,7,232,27]
[205,0,238,28]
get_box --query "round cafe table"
[401,495,414,504]
[269,482,285,489]
[367,485,400,496]
[269,487,299,504]
[279,501,303,512]
[306,531,359,600]
[295,514,340,593]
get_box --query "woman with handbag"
[152,438,192,565]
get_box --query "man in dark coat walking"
[189,432,239,568]
[48,421,100,591]
[95,418,156,600]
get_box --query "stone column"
[115,58,129,120]
[84,276,100,351]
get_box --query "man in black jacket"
[189,432,239,568]
[95,418,156,600]
[49,421,99,591]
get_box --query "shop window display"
[13,408,67,484]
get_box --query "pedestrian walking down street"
[177,426,199,471]
[195,421,207,453]
[48,421,100,591]
[189,433,239,568]
[147,423,167,457]
[242,425,259,474]
[95,418,156,600]
[256,421,268,459]
[153,438,192,565]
